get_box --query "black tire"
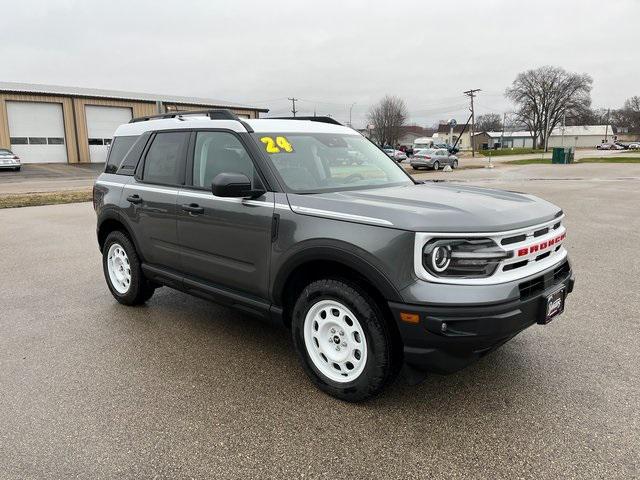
[433,161,440,171]
[102,230,156,306]
[14,167,20,172]
[411,165,420,170]
[452,159,458,169]
[291,278,400,402]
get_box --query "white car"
[596,143,624,150]
[383,148,407,162]
[629,143,640,150]
[0,148,21,171]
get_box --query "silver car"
[0,148,21,171]
[410,148,458,170]
[383,148,408,162]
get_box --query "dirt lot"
[0,164,638,479]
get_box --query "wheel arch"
[272,243,402,328]
[97,212,143,260]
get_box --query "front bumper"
[389,263,575,374]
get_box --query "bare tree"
[367,95,408,146]
[565,107,609,126]
[506,66,593,150]
[476,113,503,132]
[615,96,640,130]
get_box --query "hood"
[287,182,562,232]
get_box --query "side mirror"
[211,172,265,198]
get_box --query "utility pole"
[348,102,356,127]
[500,112,507,150]
[604,108,610,142]
[463,89,481,157]
[288,97,298,117]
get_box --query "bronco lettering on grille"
[517,233,566,257]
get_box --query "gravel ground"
[0,167,638,479]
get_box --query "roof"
[437,123,468,134]
[483,131,533,138]
[0,81,268,112]
[115,116,358,137]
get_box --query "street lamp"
[349,103,356,127]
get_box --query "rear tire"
[291,278,400,402]
[433,161,440,171]
[452,159,458,169]
[102,230,156,306]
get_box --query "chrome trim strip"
[125,184,177,195]
[95,180,127,188]
[290,205,393,226]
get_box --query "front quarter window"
[253,132,413,193]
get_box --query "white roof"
[114,116,358,137]
[0,81,267,112]
[484,131,533,138]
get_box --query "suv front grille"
[519,260,571,300]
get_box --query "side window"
[142,131,188,185]
[192,131,255,189]
[105,136,138,173]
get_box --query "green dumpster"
[552,147,566,164]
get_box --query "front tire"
[291,278,399,402]
[102,231,156,306]
[433,161,440,170]
[452,159,458,169]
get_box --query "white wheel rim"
[303,299,368,383]
[107,243,131,294]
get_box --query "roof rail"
[269,116,343,126]
[129,108,240,123]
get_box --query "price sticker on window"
[260,136,294,154]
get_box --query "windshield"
[253,132,413,193]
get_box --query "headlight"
[422,238,511,278]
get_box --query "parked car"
[0,148,21,171]
[94,110,574,402]
[614,142,629,150]
[596,143,624,150]
[629,143,640,150]
[410,148,458,170]
[383,147,407,162]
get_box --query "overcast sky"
[1,0,638,127]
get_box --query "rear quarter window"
[105,136,138,174]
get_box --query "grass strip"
[0,189,92,209]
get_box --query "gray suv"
[93,110,574,402]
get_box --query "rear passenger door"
[176,130,274,300]
[122,130,189,272]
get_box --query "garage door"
[86,106,133,163]
[7,102,67,164]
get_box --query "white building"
[478,125,616,150]
[547,125,615,148]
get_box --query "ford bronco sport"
[93,110,575,402]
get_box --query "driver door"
[176,130,274,300]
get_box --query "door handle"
[182,203,204,214]
[126,194,142,204]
